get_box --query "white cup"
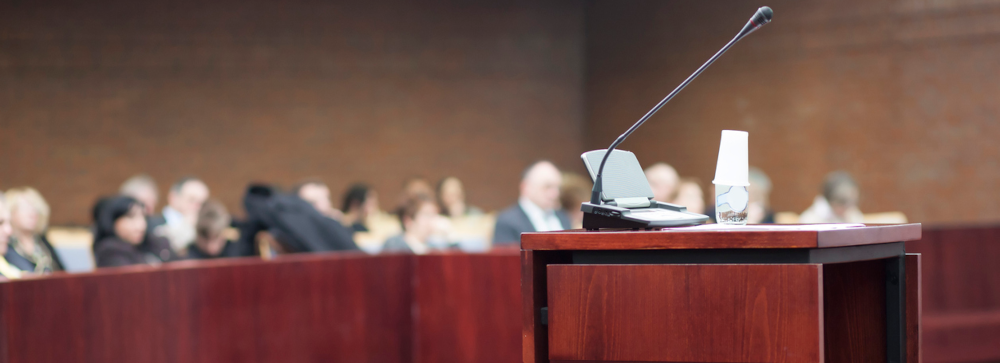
[713,130,750,225]
[712,130,749,187]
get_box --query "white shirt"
[162,206,196,252]
[519,198,564,232]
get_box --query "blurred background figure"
[187,200,238,259]
[402,177,435,201]
[341,183,379,233]
[800,171,864,223]
[93,196,177,268]
[747,167,775,224]
[120,174,160,219]
[493,161,570,244]
[559,172,592,229]
[437,177,481,218]
[645,163,680,204]
[342,183,400,253]
[293,179,344,221]
[674,178,706,215]
[383,195,439,254]
[162,177,210,253]
[0,193,23,279]
[4,187,63,273]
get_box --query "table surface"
[521,223,922,250]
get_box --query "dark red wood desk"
[522,224,923,363]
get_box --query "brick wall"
[0,0,585,225]
[585,0,1000,223]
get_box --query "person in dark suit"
[493,161,571,245]
[93,196,177,268]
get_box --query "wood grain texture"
[907,225,1000,362]
[521,224,921,251]
[822,259,886,363]
[412,251,521,363]
[0,251,525,363]
[522,250,572,363]
[907,253,922,363]
[546,264,824,363]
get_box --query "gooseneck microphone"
[589,6,773,206]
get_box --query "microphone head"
[752,6,773,26]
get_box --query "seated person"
[4,187,64,273]
[0,193,23,279]
[120,174,165,227]
[187,200,242,259]
[559,172,592,229]
[673,178,706,215]
[383,196,439,255]
[436,176,482,218]
[161,177,210,253]
[93,196,177,268]
[340,183,379,233]
[747,167,775,224]
[493,161,570,244]
[644,163,680,204]
[293,179,344,220]
[800,171,864,223]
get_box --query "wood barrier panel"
[0,250,520,363]
[908,225,1000,363]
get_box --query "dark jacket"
[94,236,177,268]
[4,234,65,273]
[240,184,358,253]
[492,204,571,245]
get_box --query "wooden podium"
[522,224,922,363]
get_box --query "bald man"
[644,162,680,204]
[493,161,571,244]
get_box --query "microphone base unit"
[581,201,710,231]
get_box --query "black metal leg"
[886,254,906,363]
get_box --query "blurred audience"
[674,178,706,215]
[0,193,23,279]
[402,177,435,202]
[4,187,63,273]
[644,163,680,204]
[187,200,239,259]
[747,167,775,224]
[120,174,161,219]
[293,180,344,220]
[800,171,863,223]
[437,177,482,218]
[493,161,570,244]
[341,183,379,233]
[383,195,439,254]
[559,172,592,229]
[162,177,210,253]
[93,196,177,268]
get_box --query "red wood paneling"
[546,264,823,362]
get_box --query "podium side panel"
[907,253,922,363]
[546,264,823,363]
[823,259,887,362]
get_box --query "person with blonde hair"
[5,187,63,273]
[0,193,23,279]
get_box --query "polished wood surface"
[412,251,520,363]
[0,251,521,363]
[546,264,824,362]
[908,225,1000,362]
[521,223,921,250]
[822,259,886,362]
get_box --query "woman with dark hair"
[93,196,177,268]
